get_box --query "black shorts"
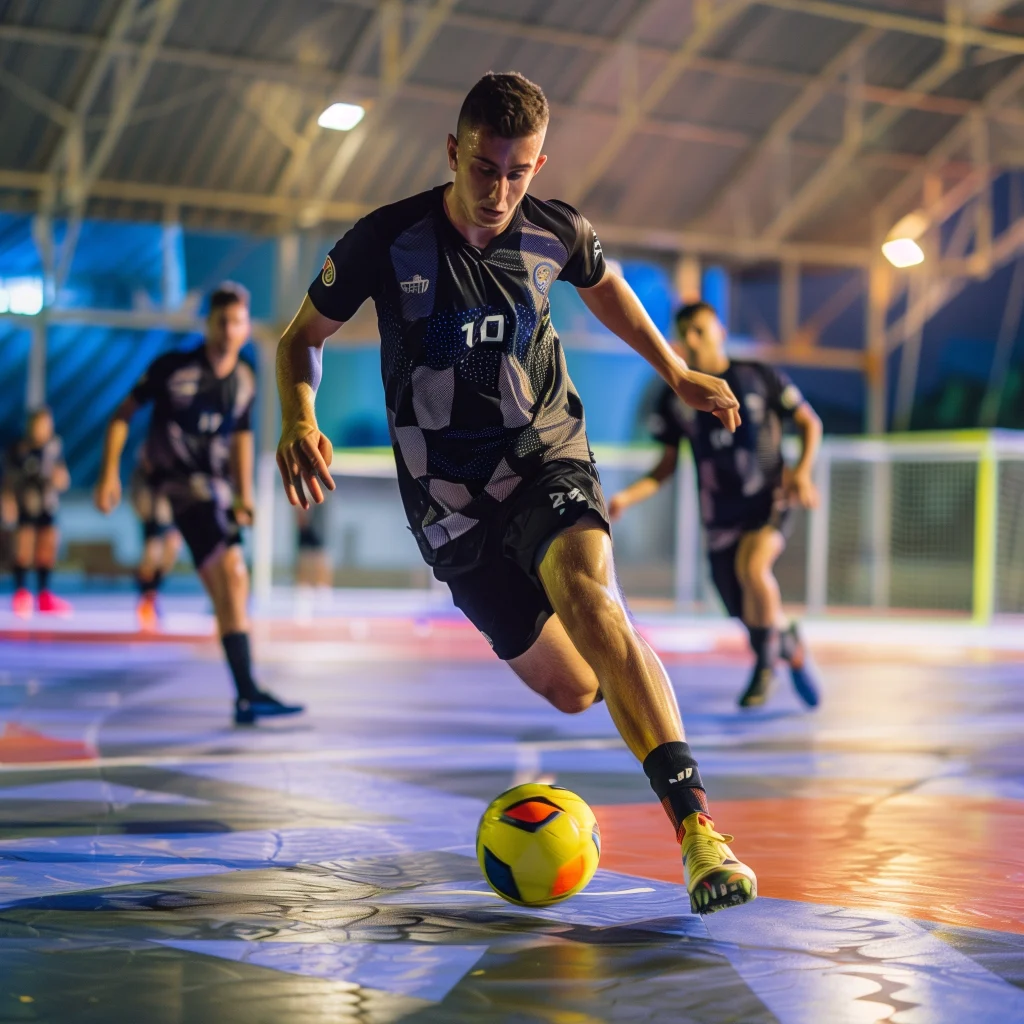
[173,500,240,569]
[706,498,793,619]
[17,508,55,529]
[440,460,609,661]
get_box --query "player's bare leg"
[11,525,34,616]
[734,526,818,708]
[524,516,756,913]
[507,615,601,715]
[198,544,302,724]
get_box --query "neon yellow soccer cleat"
[681,811,758,915]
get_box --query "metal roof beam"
[297,0,457,230]
[694,28,878,231]
[565,0,752,206]
[4,22,1024,123]
[0,169,871,265]
[760,0,1024,56]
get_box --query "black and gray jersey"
[130,346,255,509]
[308,185,606,568]
[3,436,65,514]
[649,361,804,529]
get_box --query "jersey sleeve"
[550,201,607,289]
[307,215,384,322]
[764,365,805,420]
[130,354,171,406]
[647,384,687,448]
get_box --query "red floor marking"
[0,723,96,763]
[594,795,1024,935]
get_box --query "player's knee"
[559,581,627,647]
[548,688,599,715]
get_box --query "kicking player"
[94,283,303,725]
[610,301,823,709]
[276,72,756,914]
[3,407,71,617]
[130,445,182,630]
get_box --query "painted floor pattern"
[0,607,1022,1023]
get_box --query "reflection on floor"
[0,599,1022,1022]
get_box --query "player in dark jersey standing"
[94,283,303,725]
[610,302,823,708]
[130,441,182,631]
[276,73,756,915]
[2,407,71,617]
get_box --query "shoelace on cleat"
[684,826,736,878]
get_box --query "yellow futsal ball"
[476,783,601,907]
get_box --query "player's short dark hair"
[457,72,549,140]
[208,281,251,313]
[675,301,718,335]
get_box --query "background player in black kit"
[2,407,71,617]
[610,301,823,709]
[276,72,758,915]
[94,283,303,725]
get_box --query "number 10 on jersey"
[461,314,505,348]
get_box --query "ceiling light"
[317,102,365,131]
[882,211,929,268]
[881,238,925,268]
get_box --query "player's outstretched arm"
[577,270,741,431]
[608,445,679,521]
[94,396,138,513]
[276,296,344,508]
[785,402,823,509]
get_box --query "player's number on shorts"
[461,314,505,348]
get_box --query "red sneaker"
[37,590,72,615]
[12,588,32,619]
[137,593,159,632]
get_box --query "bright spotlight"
[317,102,366,131]
[882,237,925,269]
[882,211,929,268]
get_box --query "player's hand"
[0,493,15,528]
[277,422,335,508]
[93,474,122,515]
[673,370,741,431]
[607,492,629,522]
[783,467,819,509]
[232,499,254,527]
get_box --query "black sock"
[747,626,779,673]
[13,565,28,590]
[642,741,710,840]
[35,566,51,592]
[221,632,258,700]
[138,569,164,596]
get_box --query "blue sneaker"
[235,691,304,725]
[783,624,819,708]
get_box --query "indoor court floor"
[0,595,1022,1023]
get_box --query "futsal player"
[276,73,756,914]
[609,302,823,709]
[94,283,303,725]
[129,445,182,630]
[2,407,72,617]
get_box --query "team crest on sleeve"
[781,384,803,409]
[532,261,556,295]
[321,255,336,287]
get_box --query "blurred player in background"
[610,301,823,709]
[130,443,182,631]
[95,283,303,725]
[2,407,71,617]
[295,489,332,589]
[276,72,758,915]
